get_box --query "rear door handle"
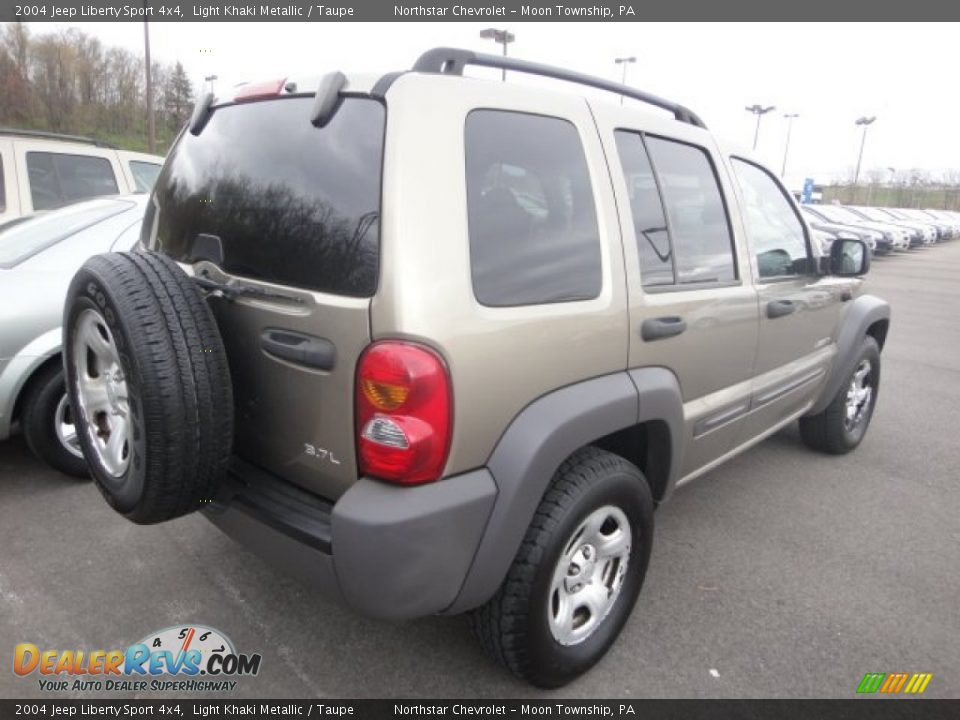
[261,329,336,371]
[767,299,796,319]
[641,316,687,341]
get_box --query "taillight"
[356,342,452,485]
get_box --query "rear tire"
[471,447,654,688]
[21,363,89,478]
[63,251,233,524]
[800,336,880,455]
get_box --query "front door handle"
[767,299,797,319]
[641,316,687,341]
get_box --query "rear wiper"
[192,275,304,304]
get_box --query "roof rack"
[0,128,117,148]
[412,47,707,129]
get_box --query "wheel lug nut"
[582,546,592,560]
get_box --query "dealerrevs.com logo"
[14,625,262,693]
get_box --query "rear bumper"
[204,457,496,619]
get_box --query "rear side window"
[644,137,736,285]
[129,161,162,193]
[152,97,385,297]
[26,152,119,211]
[465,110,601,307]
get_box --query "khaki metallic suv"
[63,48,890,688]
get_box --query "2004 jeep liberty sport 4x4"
[62,48,890,687]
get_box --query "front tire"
[471,447,654,688]
[800,336,881,454]
[21,363,89,478]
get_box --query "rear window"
[26,152,119,211]
[0,198,132,268]
[152,97,385,297]
[129,161,162,192]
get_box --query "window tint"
[129,161,162,192]
[153,97,385,297]
[731,158,810,278]
[645,137,736,284]
[466,110,601,307]
[613,131,672,286]
[26,152,119,211]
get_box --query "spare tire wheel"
[63,251,233,524]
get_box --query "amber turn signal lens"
[361,379,409,411]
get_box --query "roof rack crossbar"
[412,48,706,129]
[0,127,116,148]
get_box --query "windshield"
[0,198,132,268]
[151,96,385,297]
[853,206,896,222]
[809,204,864,224]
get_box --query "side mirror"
[830,238,870,276]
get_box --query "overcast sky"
[49,21,959,188]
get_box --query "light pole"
[143,9,155,153]
[479,28,515,81]
[781,112,799,178]
[853,116,876,185]
[887,166,896,184]
[205,74,219,95]
[614,56,636,105]
[745,104,776,150]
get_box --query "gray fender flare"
[808,294,891,416]
[444,368,683,614]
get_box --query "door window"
[129,161,162,192]
[26,152,119,211]
[732,158,811,278]
[614,132,737,287]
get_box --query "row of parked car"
[802,202,960,255]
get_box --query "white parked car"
[0,129,162,225]
[0,196,146,475]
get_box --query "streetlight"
[887,166,896,184]
[853,116,876,185]
[745,104,776,150]
[205,74,219,94]
[143,6,155,154]
[614,56,636,105]
[479,28,515,82]
[781,112,799,178]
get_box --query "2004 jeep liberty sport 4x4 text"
[62,48,890,687]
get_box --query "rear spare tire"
[63,251,233,524]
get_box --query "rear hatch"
[147,92,385,500]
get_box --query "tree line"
[0,22,193,153]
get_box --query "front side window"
[645,137,736,285]
[613,131,673,287]
[731,158,810,278]
[26,152,119,211]
[465,110,602,307]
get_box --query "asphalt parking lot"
[2,241,959,700]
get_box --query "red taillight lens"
[356,342,452,485]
